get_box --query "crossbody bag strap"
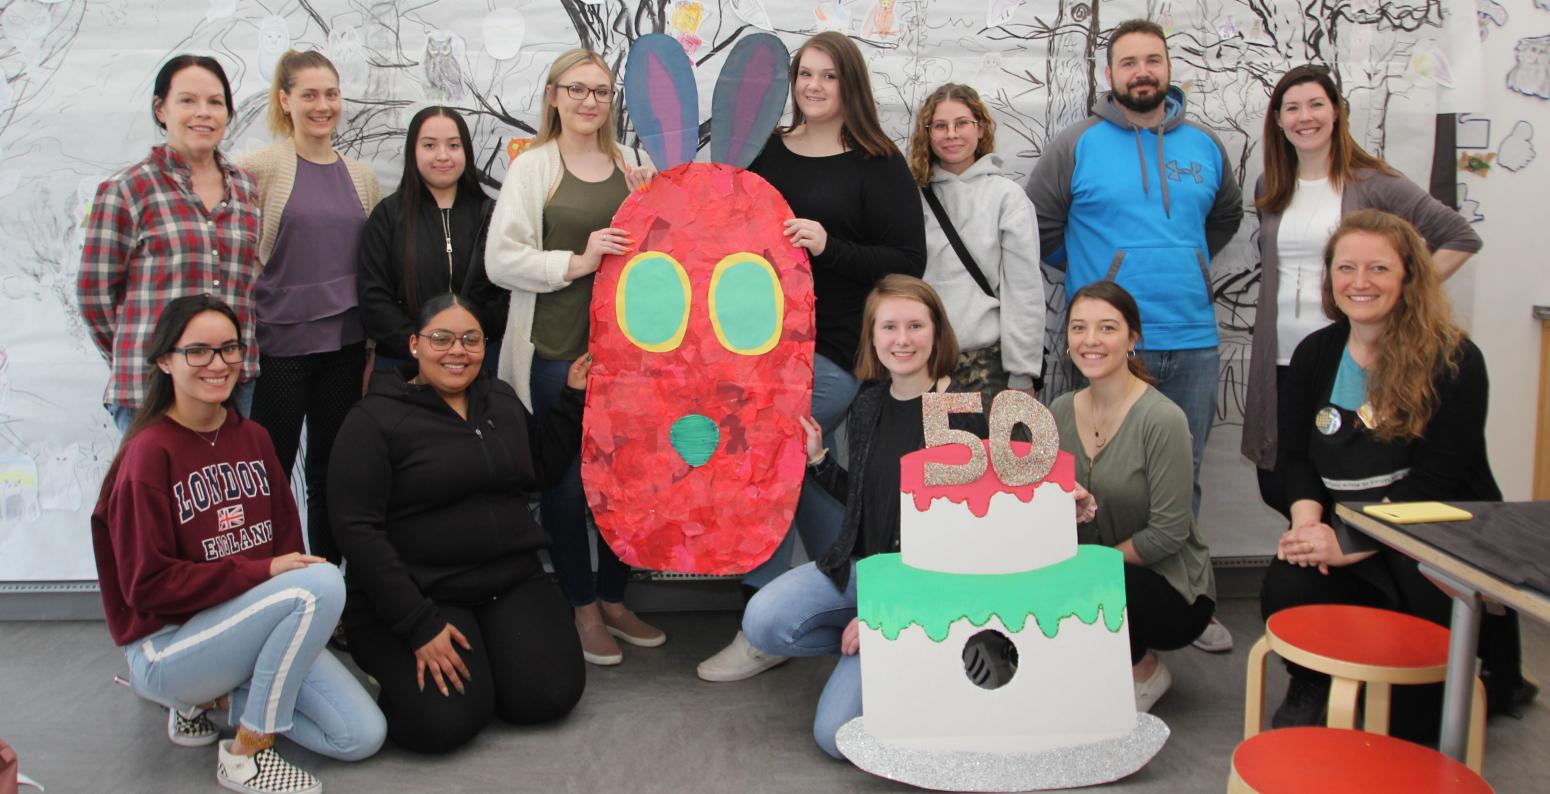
[921,185,996,299]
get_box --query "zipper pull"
[474,427,483,438]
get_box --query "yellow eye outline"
[707,252,783,356]
[616,252,691,353]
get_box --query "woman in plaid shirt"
[78,55,262,433]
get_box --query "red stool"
[1244,604,1486,772]
[1228,727,1492,793]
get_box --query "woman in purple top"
[238,50,382,564]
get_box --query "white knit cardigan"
[236,137,382,266]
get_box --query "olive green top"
[1051,387,1216,604]
[532,163,629,360]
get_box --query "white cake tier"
[900,481,1076,574]
[859,610,1135,754]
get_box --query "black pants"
[1255,366,1292,520]
[1125,563,1215,664]
[1260,554,1523,743]
[249,342,367,563]
[345,572,585,754]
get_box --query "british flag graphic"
[217,504,245,531]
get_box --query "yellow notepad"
[1362,502,1473,524]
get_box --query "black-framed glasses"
[172,343,246,367]
[557,82,615,103]
[421,330,485,351]
[927,118,980,135]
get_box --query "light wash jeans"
[123,564,385,761]
[743,560,860,759]
[107,380,256,434]
[1138,347,1218,518]
[743,354,859,588]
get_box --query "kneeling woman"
[743,275,994,758]
[1050,281,1217,713]
[1261,210,1523,735]
[92,295,384,794]
[329,294,586,754]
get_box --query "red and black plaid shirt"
[78,145,262,407]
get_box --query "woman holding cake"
[1051,280,1217,713]
[1260,210,1526,734]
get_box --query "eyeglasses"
[172,343,246,367]
[927,119,980,135]
[557,83,615,103]
[421,330,485,351]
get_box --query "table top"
[1336,502,1550,625]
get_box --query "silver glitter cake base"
[835,714,1169,792]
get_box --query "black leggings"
[345,572,585,754]
[1125,563,1215,664]
[249,342,367,563]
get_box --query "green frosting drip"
[712,259,779,350]
[669,414,719,466]
[856,546,1127,642]
[623,256,687,346]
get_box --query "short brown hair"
[786,32,899,159]
[1106,19,1168,68]
[854,275,959,382]
[907,83,997,186]
[266,50,338,137]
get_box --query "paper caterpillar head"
[581,33,816,575]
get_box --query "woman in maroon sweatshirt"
[92,295,383,794]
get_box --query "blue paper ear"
[711,34,790,169]
[624,34,700,170]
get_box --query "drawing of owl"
[582,35,813,575]
[327,27,369,98]
[862,0,900,39]
[0,456,41,527]
[257,15,290,81]
[1508,35,1550,100]
[37,442,82,513]
[424,30,465,102]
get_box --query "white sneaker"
[217,739,321,794]
[696,631,788,682]
[1191,617,1233,653]
[168,705,220,747]
[1133,658,1172,713]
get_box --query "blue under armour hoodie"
[1025,86,1243,350]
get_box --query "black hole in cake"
[961,629,1018,690]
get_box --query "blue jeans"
[743,354,859,588]
[1138,347,1218,517]
[743,560,860,759]
[107,380,256,434]
[123,564,385,761]
[531,355,629,606]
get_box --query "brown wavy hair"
[855,275,959,382]
[1257,65,1394,214]
[1320,209,1465,441]
[907,83,997,186]
[1064,280,1157,385]
[784,32,898,159]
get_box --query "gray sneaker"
[1192,617,1233,653]
[696,631,787,682]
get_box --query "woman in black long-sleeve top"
[328,294,586,754]
[1260,210,1525,737]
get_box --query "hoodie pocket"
[1103,246,1215,321]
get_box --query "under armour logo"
[1166,160,1204,183]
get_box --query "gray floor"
[3,598,1547,793]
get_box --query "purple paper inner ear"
[625,33,700,170]
[711,33,790,169]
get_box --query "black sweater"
[357,188,509,359]
[328,366,583,648]
[749,136,925,369]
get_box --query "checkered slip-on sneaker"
[217,740,322,794]
[167,706,220,747]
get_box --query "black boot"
[1272,672,1330,728]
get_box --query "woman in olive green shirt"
[1050,280,1217,714]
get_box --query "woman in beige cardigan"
[484,48,660,667]
[237,49,381,565]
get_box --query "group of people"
[80,17,1526,793]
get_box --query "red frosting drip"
[900,441,1076,518]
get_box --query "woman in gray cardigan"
[1243,65,1480,516]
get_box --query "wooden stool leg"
[1227,765,1257,793]
[1327,677,1361,729]
[1363,681,1392,735]
[1466,677,1486,774]
[1244,636,1271,738]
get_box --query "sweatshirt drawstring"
[1156,126,1171,218]
[1133,129,1149,199]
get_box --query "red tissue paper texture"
[582,163,816,574]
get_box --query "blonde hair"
[907,83,997,186]
[1320,209,1466,442]
[536,49,620,157]
[855,275,960,382]
[266,49,339,138]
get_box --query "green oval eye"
[708,253,782,355]
[616,252,690,352]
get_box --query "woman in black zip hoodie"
[328,293,587,754]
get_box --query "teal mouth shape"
[670,414,719,467]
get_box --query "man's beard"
[1115,79,1166,114]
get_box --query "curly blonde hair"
[907,83,996,186]
[1320,209,1465,442]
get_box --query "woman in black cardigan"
[1261,210,1526,735]
[328,294,586,753]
